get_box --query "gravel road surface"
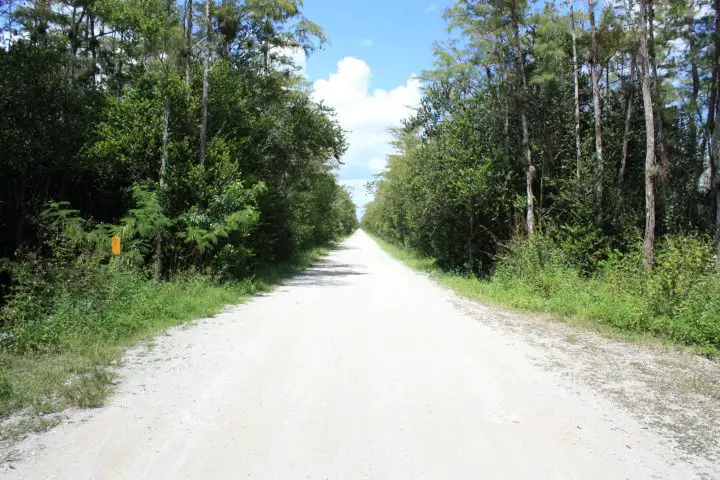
[3,230,718,479]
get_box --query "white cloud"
[288,48,307,71]
[360,39,374,48]
[272,46,307,73]
[425,4,438,12]
[368,157,387,174]
[311,57,421,208]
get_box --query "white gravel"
[2,230,718,479]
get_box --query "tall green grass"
[371,234,720,357]
[0,244,334,425]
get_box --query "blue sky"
[303,1,450,91]
[296,0,453,212]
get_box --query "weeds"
[0,243,337,423]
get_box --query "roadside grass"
[0,243,336,427]
[370,234,719,357]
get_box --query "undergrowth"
[0,232,335,422]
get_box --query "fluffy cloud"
[367,157,387,174]
[311,57,421,208]
[272,46,307,73]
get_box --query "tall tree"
[647,0,670,182]
[155,0,178,280]
[185,0,193,86]
[588,0,604,205]
[710,0,720,270]
[510,0,535,236]
[619,51,636,184]
[198,0,210,165]
[638,0,657,267]
[155,99,170,280]
[570,0,581,178]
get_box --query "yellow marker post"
[111,235,121,256]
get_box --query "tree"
[185,0,193,85]
[0,0,353,278]
[364,0,717,277]
[619,50,636,184]
[638,0,657,267]
[647,0,670,183]
[570,0,581,177]
[711,0,720,268]
[588,0,604,207]
[510,0,536,236]
[198,0,210,166]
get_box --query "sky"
[297,0,453,215]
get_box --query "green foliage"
[0,0,358,421]
[1,203,114,353]
[493,235,720,350]
[0,232,342,418]
[119,186,171,259]
[364,0,718,354]
[644,236,720,345]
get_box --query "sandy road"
[2,230,716,479]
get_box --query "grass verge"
[369,234,719,357]
[0,242,336,432]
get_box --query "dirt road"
[3,231,718,479]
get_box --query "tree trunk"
[712,120,720,269]
[116,31,124,96]
[154,100,170,281]
[648,0,670,181]
[198,0,210,165]
[711,0,720,269]
[639,0,656,268]
[185,0,193,86]
[619,52,636,184]
[716,178,720,271]
[688,15,699,164]
[708,0,719,141]
[511,3,535,237]
[83,6,89,66]
[467,206,474,272]
[90,11,96,85]
[589,0,604,205]
[570,0,581,178]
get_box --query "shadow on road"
[329,244,357,252]
[283,257,367,287]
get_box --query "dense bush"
[481,235,720,350]
[1,192,356,355]
[0,0,358,357]
[362,0,719,352]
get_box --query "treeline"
[363,0,720,349]
[0,0,356,353]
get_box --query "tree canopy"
[0,0,357,282]
[364,0,720,275]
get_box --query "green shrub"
[642,236,720,346]
[0,202,115,353]
[0,371,12,401]
[494,235,578,299]
[646,236,715,316]
[494,234,720,350]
